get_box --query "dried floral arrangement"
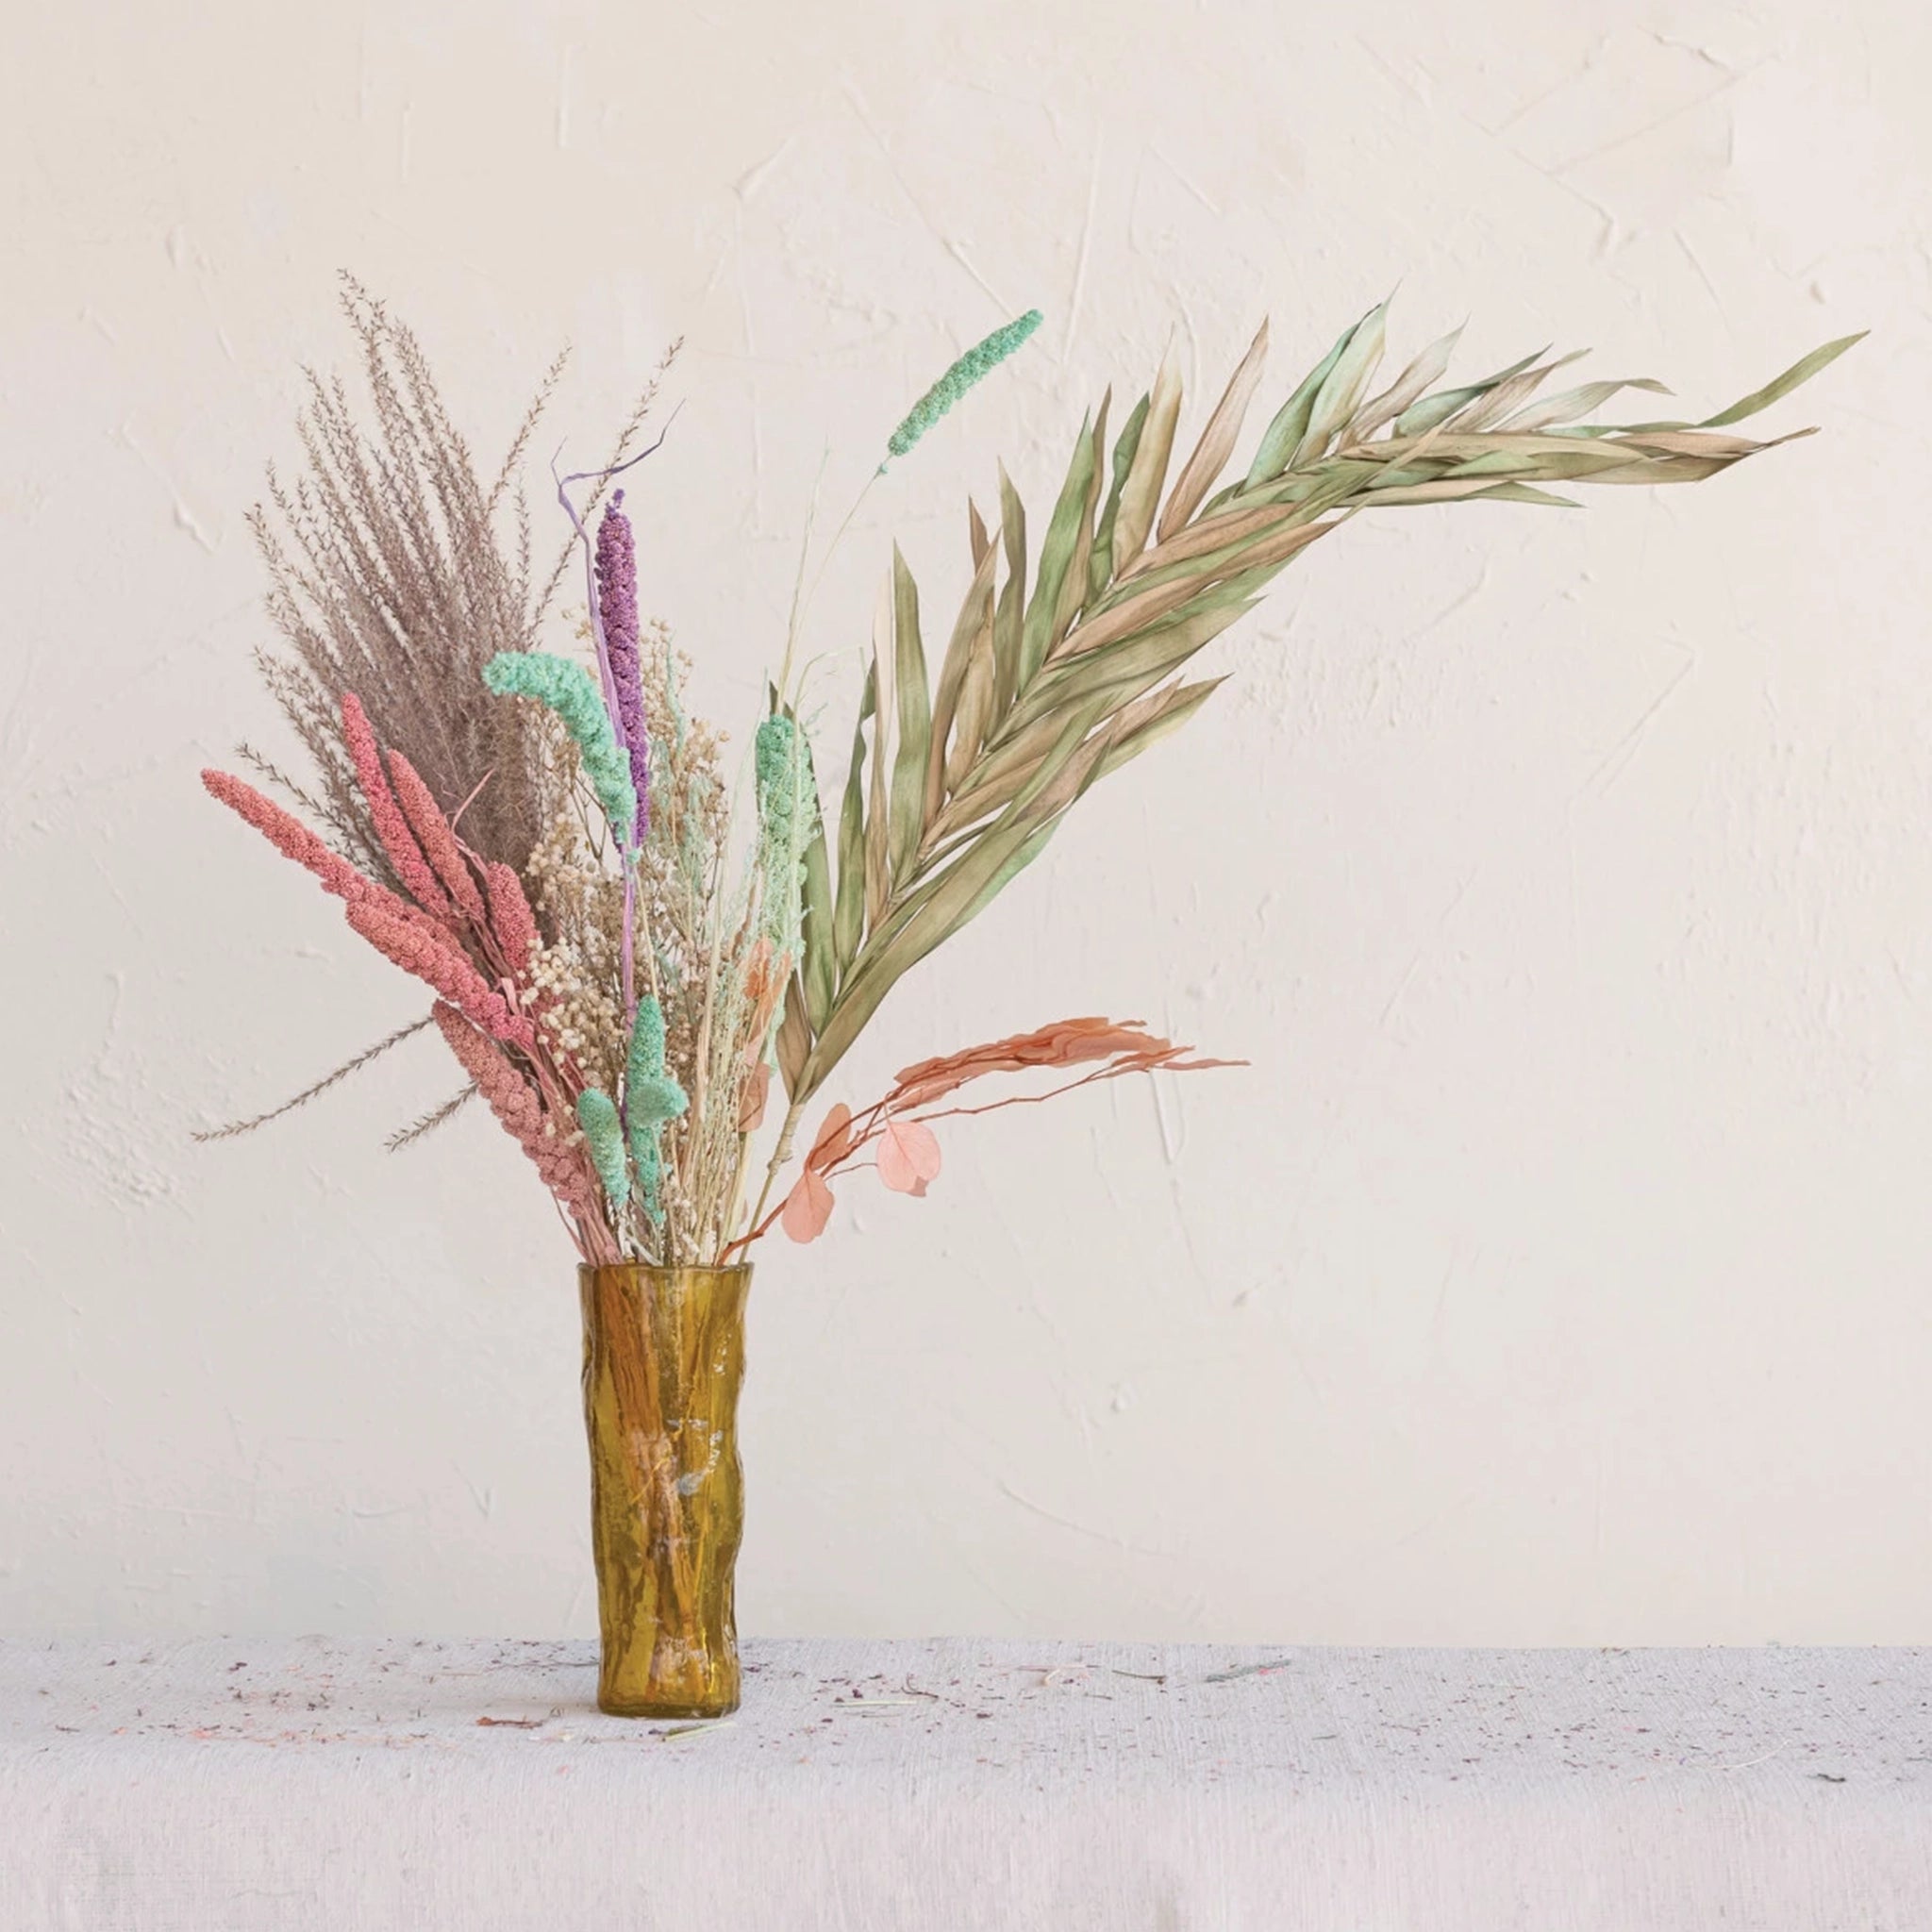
[202,282,1856,1267]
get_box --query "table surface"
[4,1637,1929,1929]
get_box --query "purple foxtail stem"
[554,432,672,1033]
[553,427,675,781]
[594,491,651,845]
[552,459,628,769]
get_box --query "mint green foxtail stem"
[575,1088,630,1213]
[884,309,1043,465]
[625,995,688,1227]
[754,711,816,966]
[483,651,639,850]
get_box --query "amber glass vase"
[578,1262,752,1719]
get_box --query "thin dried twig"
[193,1014,435,1141]
[386,1083,478,1150]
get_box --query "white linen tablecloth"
[3,1637,1927,1929]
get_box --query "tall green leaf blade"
[1091,391,1148,597]
[1006,601,1255,744]
[1392,348,1546,438]
[1046,395,1108,658]
[1158,320,1270,539]
[938,691,1116,832]
[1058,510,1328,654]
[1019,414,1097,690]
[1091,676,1226,785]
[1473,481,1583,507]
[1344,324,1464,443]
[1112,346,1181,567]
[776,978,810,1096]
[865,575,893,930]
[1290,298,1389,467]
[1442,351,1588,435]
[1113,498,1306,590]
[1696,332,1865,428]
[950,820,1060,936]
[887,546,930,882]
[992,464,1027,718]
[924,534,999,820]
[799,795,1056,1099]
[832,663,875,974]
[944,622,999,795]
[1245,316,1357,486]
[801,811,836,1029]
[1498,375,1670,433]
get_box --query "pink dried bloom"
[202,769,375,904]
[484,862,540,975]
[781,1168,835,1243]
[388,751,488,929]
[345,897,534,1051]
[876,1116,941,1195]
[340,691,456,923]
[206,766,471,957]
[431,1002,592,1208]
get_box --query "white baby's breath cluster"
[524,940,625,1078]
[525,786,628,1091]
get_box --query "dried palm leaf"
[774,316,1861,1121]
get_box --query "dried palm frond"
[774,315,1863,1114]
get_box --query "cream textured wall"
[3,0,1927,1644]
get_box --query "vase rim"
[578,1259,754,1280]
